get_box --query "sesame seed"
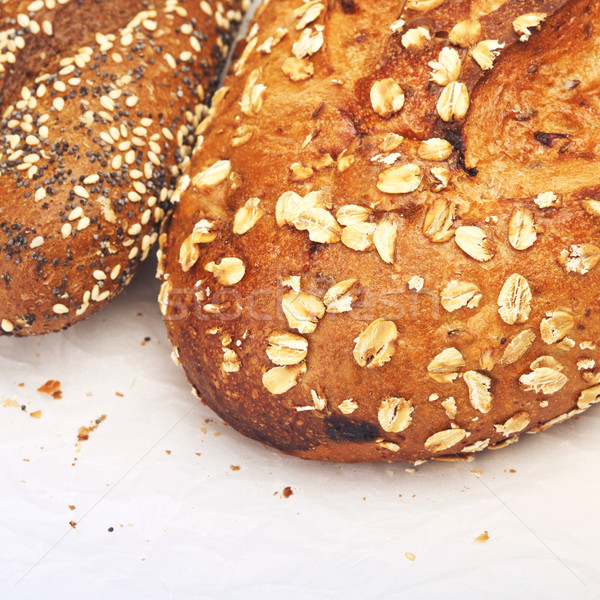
[73,185,89,199]
[77,217,90,231]
[100,96,115,111]
[53,97,65,111]
[128,247,139,260]
[30,236,44,249]
[100,131,114,144]
[59,65,75,76]
[34,188,46,202]
[61,223,72,238]
[68,207,84,221]
[17,14,30,28]
[190,37,201,53]
[128,191,141,202]
[52,303,69,315]
[26,135,40,146]
[110,265,121,280]
[1,319,14,333]
[96,290,110,302]
[125,95,139,108]
[53,81,66,92]
[42,20,53,36]
[141,209,152,225]
[164,53,177,70]
[83,174,100,185]
[23,153,40,163]
[93,270,107,280]
[143,19,158,31]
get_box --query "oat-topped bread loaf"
[0,0,244,335]
[159,0,600,462]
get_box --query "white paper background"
[1,256,600,600]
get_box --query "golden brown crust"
[161,0,600,462]
[0,0,243,335]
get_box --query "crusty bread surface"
[160,0,600,462]
[0,0,243,335]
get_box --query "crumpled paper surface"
[1,257,600,599]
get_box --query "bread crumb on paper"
[474,531,490,543]
[77,415,107,441]
[37,380,62,399]
[405,552,416,562]
[30,410,42,419]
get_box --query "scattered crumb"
[22,458,30,462]
[69,521,77,529]
[18,383,25,387]
[214,432,221,437]
[108,527,114,533]
[474,531,490,543]
[37,380,62,399]
[195,452,201,456]
[230,465,240,471]
[68,505,76,511]
[2,399,20,408]
[282,486,293,498]
[405,552,416,562]
[510,469,516,473]
[405,468,416,474]
[77,415,107,441]
[165,450,172,455]
[115,392,124,398]
[470,469,482,478]
[30,410,42,419]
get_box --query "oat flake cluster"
[158,0,600,462]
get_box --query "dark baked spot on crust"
[325,416,380,443]
[340,0,356,15]
[533,131,570,147]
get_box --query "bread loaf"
[0,0,243,335]
[160,0,600,462]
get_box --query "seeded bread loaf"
[159,0,600,462]
[0,0,243,335]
